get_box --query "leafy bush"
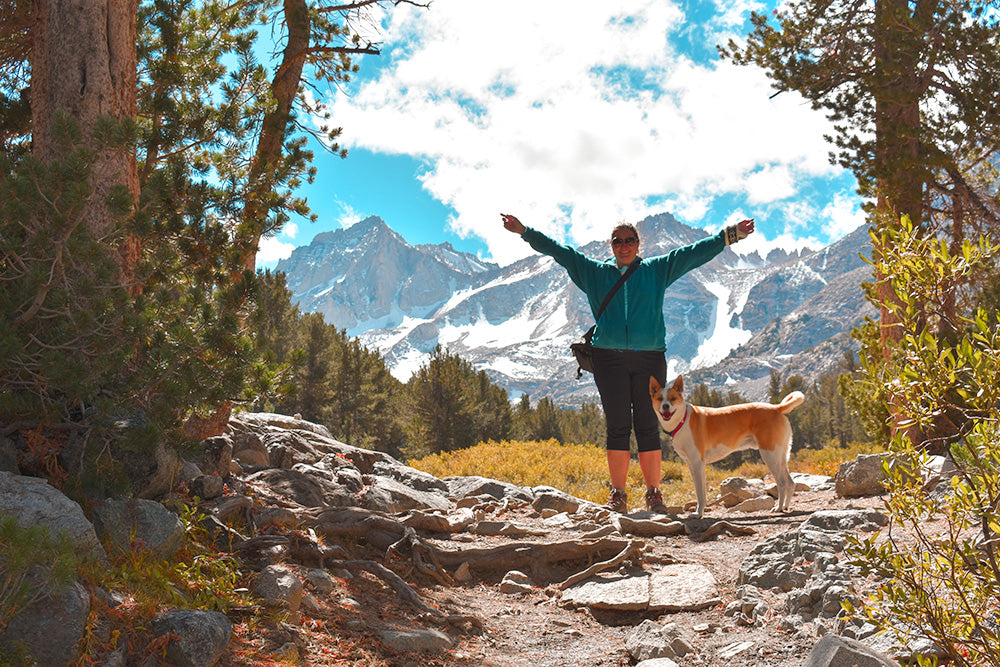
[845,219,1000,666]
[97,504,251,617]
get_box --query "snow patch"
[485,357,539,380]
[388,347,428,382]
[690,281,752,369]
[438,310,545,349]
[787,261,827,287]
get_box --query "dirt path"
[295,487,885,667]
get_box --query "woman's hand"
[737,218,755,236]
[501,213,526,235]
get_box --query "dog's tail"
[777,391,805,414]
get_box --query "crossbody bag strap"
[574,258,642,379]
[594,257,641,322]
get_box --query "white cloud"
[823,191,869,239]
[257,236,296,265]
[744,165,797,204]
[320,0,848,265]
[336,203,365,229]
[256,223,300,267]
[711,0,766,30]
[777,199,824,235]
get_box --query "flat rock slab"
[562,563,719,612]
[648,564,721,612]
[564,573,650,610]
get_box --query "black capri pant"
[591,347,667,453]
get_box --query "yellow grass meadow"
[409,439,881,507]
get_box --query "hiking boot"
[603,488,628,513]
[645,486,668,513]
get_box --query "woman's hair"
[611,222,639,242]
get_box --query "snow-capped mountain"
[276,214,875,405]
[277,218,497,334]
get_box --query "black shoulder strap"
[594,257,641,322]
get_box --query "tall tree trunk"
[30,0,139,284]
[238,0,309,274]
[873,0,925,446]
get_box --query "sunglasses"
[611,236,638,247]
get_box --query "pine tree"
[403,346,511,459]
[767,368,782,403]
[404,346,474,458]
[532,397,563,442]
[236,0,429,272]
[558,401,605,447]
[252,270,302,368]
[470,371,513,445]
[0,0,418,451]
[725,0,1000,443]
[326,334,404,454]
[293,313,334,421]
[511,394,534,440]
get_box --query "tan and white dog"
[649,375,805,518]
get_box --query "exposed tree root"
[386,524,456,586]
[334,559,483,632]
[690,520,757,542]
[556,540,644,590]
[310,506,635,583]
[429,536,636,582]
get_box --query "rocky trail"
[1,413,948,666]
[335,486,889,667]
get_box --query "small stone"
[454,562,472,582]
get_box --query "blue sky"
[256,0,867,269]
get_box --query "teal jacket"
[522,227,726,351]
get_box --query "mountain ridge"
[277,214,875,404]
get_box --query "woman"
[501,213,755,512]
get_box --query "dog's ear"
[671,375,684,393]
[649,376,662,396]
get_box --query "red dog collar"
[666,405,689,437]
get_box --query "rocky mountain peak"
[276,216,497,336]
[305,215,395,247]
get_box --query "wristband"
[724,224,747,246]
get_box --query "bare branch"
[320,0,429,13]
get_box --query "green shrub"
[845,219,1000,666]
[97,503,251,617]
